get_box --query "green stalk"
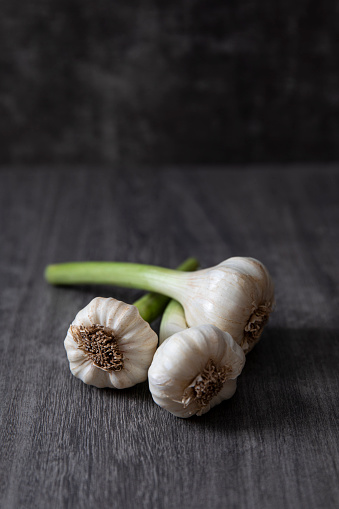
[45,258,197,297]
[45,257,199,323]
[45,260,194,294]
[159,299,187,344]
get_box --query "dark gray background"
[1,0,339,165]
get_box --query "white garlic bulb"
[148,324,245,418]
[64,297,158,389]
[159,257,275,353]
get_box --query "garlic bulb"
[163,257,275,354]
[47,256,274,353]
[64,297,158,389]
[150,257,274,353]
[148,324,246,418]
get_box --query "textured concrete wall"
[1,0,339,164]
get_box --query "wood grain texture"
[0,165,338,509]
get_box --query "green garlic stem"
[133,293,171,324]
[45,259,197,296]
[159,300,188,344]
[45,257,199,323]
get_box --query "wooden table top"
[1,165,338,509]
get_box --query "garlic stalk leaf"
[148,320,246,418]
[46,256,274,353]
[159,299,188,344]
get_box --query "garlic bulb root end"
[65,297,158,389]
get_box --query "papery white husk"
[148,324,246,418]
[64,297,158,389]
[162,257,275,353]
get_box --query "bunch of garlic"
[47,256,275,418]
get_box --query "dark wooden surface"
[0,165,338,509]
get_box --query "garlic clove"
[64,297,158,389]
[79,363,109,387]
[148,324,246,418]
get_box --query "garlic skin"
[64,297,158,389]
[165,257,275,353]
[148,325,245,418]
